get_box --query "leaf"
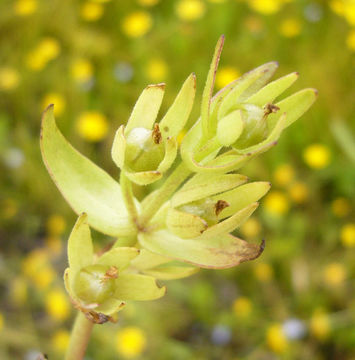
[111,125,126,169]
[217,109,244,146]
[130,249,172,270]
[68,214,93,283]
[159,73,196,139]
[94,298,126,316]
[171,173,247,207]
[124,169,162,186]
[97,247,140,270]
[125,84,165,133]
[201,35,225,138]
[139,230,264,269]
[199,202,259,240]
[246,72,299,107]
[40,106,135,237]
[114,274,166,301]
[218,62,279,119]
[166,207,208,239]
[267,88,318,129]
[143,264,199,280]
[157,137,178,173]
[212,181,271,219]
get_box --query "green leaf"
[143,264,199,280]
[125,84,165,133]
[114,274,166,301]
[166,207,208,239]
[97,247,140,270]
[125,169,162,186]
[111,125,126,169]
[94,299,126,316]
[246,72,299,107]
[268,88,318,129]
[199,202,258,240]
[218,62,278,119]
[68,214,93,283]
[201,35,225,138]
[157,137,177,173]
[130,249,171,270]
[40,106,135,237]
[139,230,264,269]
[159,73,196,139]
[212,181,271,219]
[171,173,247,207]
[217,110,244,146]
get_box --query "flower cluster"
[40,36,316,321]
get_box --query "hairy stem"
[65,312,94,360]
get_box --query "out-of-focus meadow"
[0,0,354,359]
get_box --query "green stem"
[65,312,94,360]
[120,171,139,224]
[139,161,191,225]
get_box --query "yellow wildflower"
[254,262,273,282]
[42,93,66,117]
[323,262,346,286]
[288,182,308,204]
[264,191,289,215]
[0,312,4,331]
[346,30,355,51]
[33,266,56,289]
[45,289,70,321]
[266,323,288,353]
[71,58,93,82]
[215,66,240,89]
[273,164,294,187]
[310,309,330,340]
[14,0,37,16]
[38,38,61,61]
[175,0,206,21]
[280,18,302,38]
[232,297,252,317]
[303,144,331,169]
[145,58,168,82]
[52,330,70,352]
[329,0,344,15]
[116,327,147,358]
[340,223,355,247]
[331,197,351,217]
[137,0,160,6]
[249,0,283,15]
[0,67,20,91]
[46,214,66,236]
[76,111,109,142]
[344,2,355,26]
[240,217,261,238]
[121,11,153,38]
[80,1,104,21]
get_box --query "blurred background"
[0,0,354,359]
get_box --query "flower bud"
[125,126,165,172]
[73,264,118,304]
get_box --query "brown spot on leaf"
[214,200,230,216]
[264,103,280,116]
[152,123,162,144]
